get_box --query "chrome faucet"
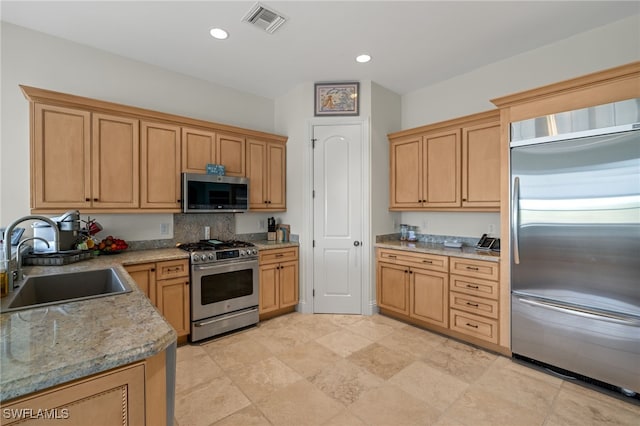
[15,237,50,283]
[2,215,60,291]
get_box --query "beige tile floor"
[174,313,640,426]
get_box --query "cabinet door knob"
[85,198,91,202]
[93,198,99,202]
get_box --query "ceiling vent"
[242,2,287,34]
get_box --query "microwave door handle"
[512,176,521,265]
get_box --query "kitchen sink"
[1,268,132,313]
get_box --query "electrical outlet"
[160,223,170,235]
[422,219,428,231]
[259,220,266,230]
[488,224,496,235]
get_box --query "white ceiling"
[2,1,638,99]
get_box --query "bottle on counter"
[0,244,8,297]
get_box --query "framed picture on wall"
[314,82,359,116]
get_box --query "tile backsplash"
[127,213,235,250]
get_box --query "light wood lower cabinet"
[376,248,449,328]
[448,257,500,346]
[376,248,503,352]
[126,259,190,341]
[259,247,298,319]
[0,351,166,426]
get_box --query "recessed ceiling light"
[356,54,371,63]
[210,28,229,40]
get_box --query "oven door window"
[200,269,254,305]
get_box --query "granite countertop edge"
[0,249,186,402]
[375,241,500,262]
[252,240,300,250]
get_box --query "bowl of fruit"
[98,236,129,255]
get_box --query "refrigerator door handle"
[512,176,521,264]
[516,296,640,326]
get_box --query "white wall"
[399,14,640,239]
[0,23,275,236]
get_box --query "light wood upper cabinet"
[181,128,246,176]
[140,121,182,209]
[92,113,139,208]
[423,130,460,207]
[247,139,286,210]
[390,136,422,208]
[462,122,500,207]
[32,104,91,209]
[31,106,139,210]
[217,133,246,176]
[388,109,499,212]
[23,85,287,214]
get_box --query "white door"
[312,123,363,314]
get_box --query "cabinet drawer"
[259,247,299,264]
[156,259,189,280]
[450,309,498,344]
[449,291,498,319]
[377,248,448,273]
[450,274,499,300]
[450,257,498,281]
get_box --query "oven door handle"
[194,307,259,327]
[193,261,257,272]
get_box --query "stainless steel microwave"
[182,173,249,213]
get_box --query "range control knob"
[208,254,216,261]
[251,249,258,255]
[192,255,199,263]
[239,250,246,256]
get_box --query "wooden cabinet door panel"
[156,277,189,337]
[390,137,422,208]
[33,104,91,208]
[182,127,215,173]
[462,123,500,207]
[267,142,286,209]
[377,262,409,315]
[279,261,299,308]
[247,139,267,208]
[411,268,448,327]
[2,363,145,426]
[259,264,279,313]
[124,263,156,305]
[217,133,246,176]
[140,121,181,208]
[424,130,460,207]
[92,113,139,208]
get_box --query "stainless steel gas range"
[178,239,259,342]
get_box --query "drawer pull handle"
[466,302,479,307]
[466,266,479,271]
[466,323,479,329]
[422,260,433,264]
[388,255,397,258]
[275,253,284,258]
[466,284,479,289]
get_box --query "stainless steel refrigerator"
[510,98,640,396]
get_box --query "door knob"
[354,241,361,247]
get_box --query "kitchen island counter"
[0,249,184,402]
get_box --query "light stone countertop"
[375,240,500,262]
[252,240,300,250]
[0,248,188,402]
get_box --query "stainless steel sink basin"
[1,268,132,312]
